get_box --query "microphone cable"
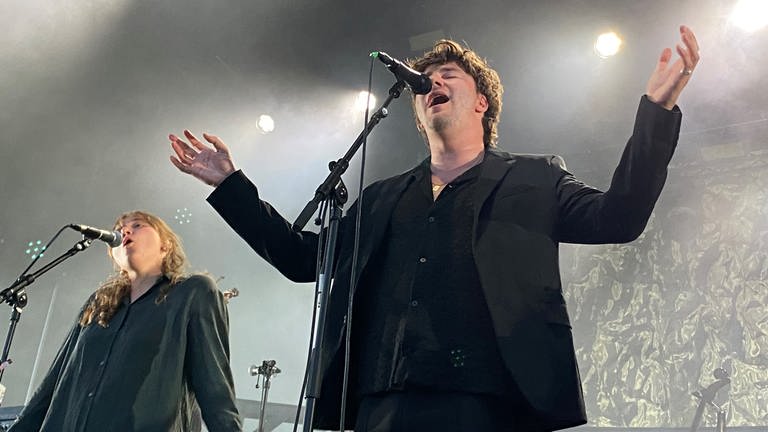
[339,52,376,432]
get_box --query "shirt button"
[418,257,427,263]
[410,300,419,307]
[427,216,435,223]
[87,392,94,398]
[99,361,106,366]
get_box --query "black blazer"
[208,96,681,431]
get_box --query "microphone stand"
[0,238,93,384]
[250,359,281,432]
[689,368,731,432]
[293,80,407,431]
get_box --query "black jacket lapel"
[472,149,515,222]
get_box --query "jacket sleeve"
[207,170,320,282]
[554,95,682,244]
[9,320,83,432]
[184,275,242,432]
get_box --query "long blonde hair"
[79,211,188,327]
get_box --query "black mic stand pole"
[0,238,94,384]
[294,81,406,431]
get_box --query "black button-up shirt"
[11,275,241,432]
[354,156,510,396]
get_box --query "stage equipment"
[222,287,239,303]
[250,360,281,432]
[0,405,22,430]
[0,225,97,385]
[291,59,409,430]
[67,224,122,247]
[689,367,731,432]
[370,51,432,95]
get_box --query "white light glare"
[730,0,768,32]
[355,91,377,112]
[257,114,275,134]
[594,32,623,58]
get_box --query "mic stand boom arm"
[294,81,407,432]
[293,81,406,231]
[0,238,94,383]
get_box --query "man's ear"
[475,94,489,113]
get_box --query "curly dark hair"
[409,39,503,148]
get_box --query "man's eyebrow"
[426,65,462,76]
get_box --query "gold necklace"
[430,152,485,191]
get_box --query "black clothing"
[11,275,241,432]
[208,96,682,431]
[355,159,508,396]
[355,391,512,432]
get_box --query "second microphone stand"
[250,359,281,432]
[0,238,94,384]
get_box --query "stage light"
[594,31,623,58]
[730,0,768,32]
[25,240,46,259]
[355,91,377,112]
[174,208,192,225]
[256,114,275,134]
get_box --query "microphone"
[371,51,432,95]
[69,224,123,247]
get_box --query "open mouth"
[122,239,134,247]
[428,94,449,108]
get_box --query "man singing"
[169,25,698,431]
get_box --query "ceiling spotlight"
[594,31,623,58]
[256,114,275,134]
[25,240,46,260]
[355,91,377,112]
[730,0,768,32]
[174,208,192,225]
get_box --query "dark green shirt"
[10,275,242,432]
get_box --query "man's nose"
[429,75,444,88]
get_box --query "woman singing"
[10,211,241,431]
